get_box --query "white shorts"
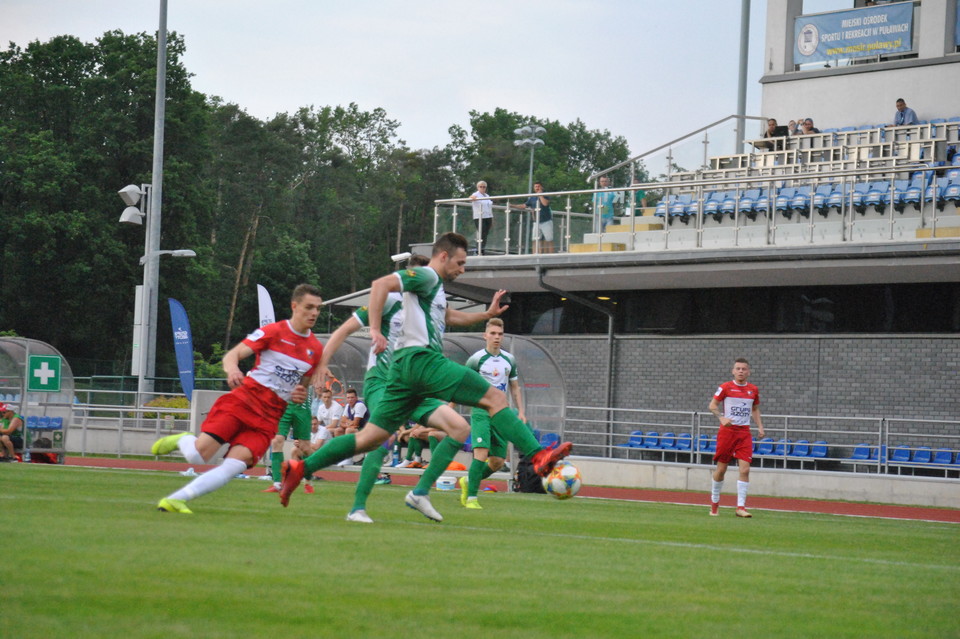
[533,219,554,242]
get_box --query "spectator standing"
[893,99,919,126]
[593,175,620,231]
[0,403,24,462]
[469,181,494,254]
[708,358,765,518]
[525,182,554,254]
[150,284,323,514]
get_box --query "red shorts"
[713,426,753,464]
[202,385,284,467]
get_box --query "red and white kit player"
[708,358,765,518]
[150,284,323,514]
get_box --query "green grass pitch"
[2,465,957,638]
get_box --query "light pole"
[118,183,194,395]
[513,125,546,192]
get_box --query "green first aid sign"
[27,355,62,392]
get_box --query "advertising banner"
[257,284,276,328]
[794,2,913,65]
[168,298,195,399]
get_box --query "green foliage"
[4,467,959,638]
[0,31,640,376]
[132,395,190,418]
[193,345,226,380]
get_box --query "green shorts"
[469,407,507,458]
[364,370,447,430]
[370,348,489,433]
[277,402,312,440]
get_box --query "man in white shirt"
[469,180,494,254]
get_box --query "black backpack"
[512,454,546,493]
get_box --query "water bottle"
[391,442,401,467]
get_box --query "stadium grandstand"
[415,0,960,505]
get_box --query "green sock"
[490,408,540,457]
[428,435,439,453]
[352,446,388,512]
[303,433,356,476]
[481,462,496,480]
[271,451,283,483]
[467,457,487,498]
[407,438,422,460]
[413,437,462,495]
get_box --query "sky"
[1,1,845,156]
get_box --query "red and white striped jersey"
[713,381,760,428]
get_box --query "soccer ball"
[542,460,582,499]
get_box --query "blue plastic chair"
[755,437,774,455]
[863,181,890,214]
[675,433,693,452]
[775,187,796,218]
[791,440,810,457]
[911,447,932,465]
[849,443,871,460]
[659,432,677,451]
[773,438,792,456]
[37,416,51,429]
[790,186,812,217]
[641,431,660,449]
[617,430,644,448]
[889,446,911,464]
[49,416,64,429]
[810,441,829,459]
[539,432,560,448]
[811,184,834,217]
[752,189,771,218]
[932,448,953,465]
[26,415,40,430]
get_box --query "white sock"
[177,434,205,465]
[169,457,247,502]
[711,479,723,504]
[737,480,749,507]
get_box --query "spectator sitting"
[892,98,919,126]
[758,118,789,151]
[797,118,821,135]
[0,403,24,462]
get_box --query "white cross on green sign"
[27,355,62,392]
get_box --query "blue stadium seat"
[775,187,796,219]
[717,191,738,222]
[810,441,829,459]
[26,415,40,430]
[942,179,960,206]
[49,416,63,429]
[755,437,774,455]
[703,191,723,220]
[868,444,887,461]
[863,181,890,214]
[669,194,693,225]
[791,440,810,457]
[752,188,771,218]
[659,432,677,450]
[737,188,761,220]
[811,184,834,217]
[849,443,870,460]
[773,438,792,456]
[37,416,51,429]
[790,186,812,217]
[641,431,660,449]
[850,182,871,214]
[697,433,716,453]
[675,433,692,452]
[539,432,560,448]
[889,446,911,464]
[929,118,946,136]
[617,430,644,448]
[932,448,954,465]
[911,446,932,465]
[825,183,847,212]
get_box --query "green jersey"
[392,266,446,353]
[465,349,518,394]
[354,292,404,378]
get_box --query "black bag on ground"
[513,454,545,493]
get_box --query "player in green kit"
[263,397,314,493]
[459,317,538,510]
[280,232,572,521]
[311,255,460,523]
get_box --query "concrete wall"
[574,456,960,509]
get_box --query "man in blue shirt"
[893,98,919,126]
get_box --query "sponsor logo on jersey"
[246,328,266,342]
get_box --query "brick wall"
[535,334,960,440]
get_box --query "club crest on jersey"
[307,349,315,358]
[406,269,418,277]
[246,328,266,342]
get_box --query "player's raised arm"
[447,289,509,326]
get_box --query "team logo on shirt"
[246,328,266,342]
[307,349,315,358]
